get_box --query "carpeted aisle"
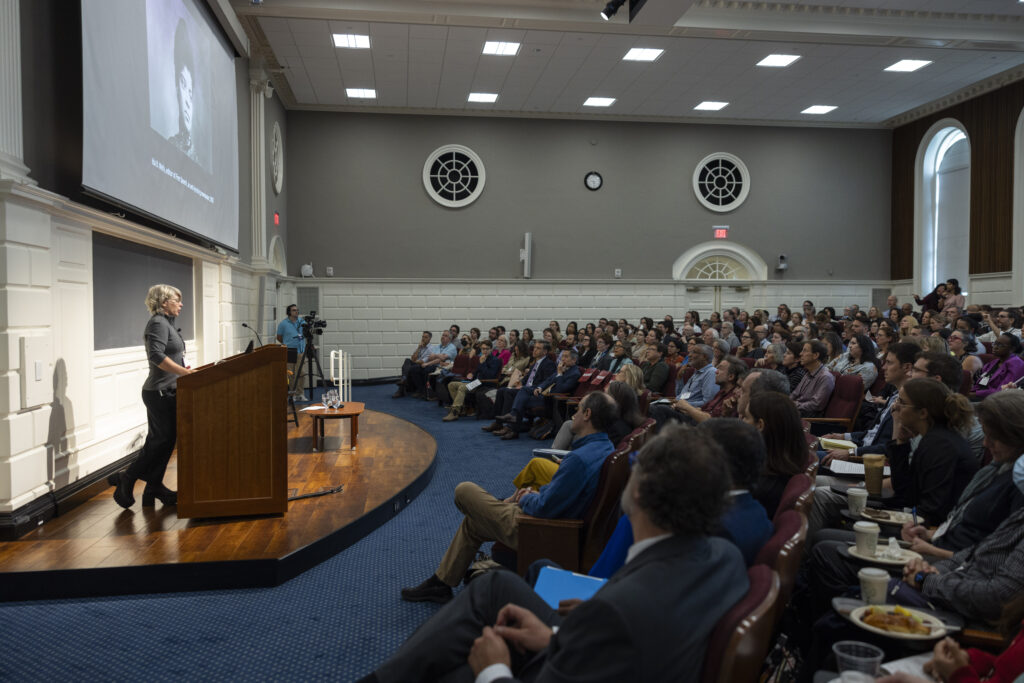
[0,384,542,681]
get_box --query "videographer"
[277,304,306,395]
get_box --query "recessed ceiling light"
[468,93,498,103]
[346,88,377,99]
[332,34,370,49]
[623,48,664,62]
[584,97,616,107]
[482,41,520,56]
[801,105,836,115]
[885,59,932,72]
[694,101,729,111]
[757,54,801,68]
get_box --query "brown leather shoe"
[501,430,519,440]
[442,410,459,422]
[481,421,502,432]
[493,427,512,437]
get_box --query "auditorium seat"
[700,565,780,683]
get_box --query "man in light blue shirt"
[408,330,458,398]
[649,344,718,430]
[276,304,306,395]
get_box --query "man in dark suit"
[363,423,748,683]
[589,333,613,370]
[482,342,556,437]
[493,349,581,440]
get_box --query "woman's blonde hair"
[145,284,182,315]
[616,364,645,394]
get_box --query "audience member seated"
[401,392,618,604]
[755,342,786,371]
[639,342,669,392]
[663,356,747,425]
[736,328,759,358]
[791,340,836,418]
[443,341,503,422]
[614,363,645,396]
[648,343,718,426]
[781,341,807,392]
[393,330,434,398]
[875,611,1024,683]
[822,331,846,371]
[365,423,747,683]
[406,330,458,399]
[830,333,879,390]
[587,418,774,577]
[497,340,531,388]
[492,335,511,365]
[949,329,984,376]
[663,336,685,368]
[521,380,645,487]
[973,333,1024,400]
[606,340,633,374]
[898,390,1024,560]
[744,393,809,518]
[491,347,578,440]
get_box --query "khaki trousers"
[436,482,520,586]
[448,381,469,410]
[512,458,559,490]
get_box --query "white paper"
[830,460,891,477]
[465,379,482,390]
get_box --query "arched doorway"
[672,241,768,313]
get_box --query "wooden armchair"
[511,445,631,575]
[805,374,864,435]
[700,565,781,683]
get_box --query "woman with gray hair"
[711,338,730,365]
[111,284,192,508]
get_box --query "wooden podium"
[176,345,288,519]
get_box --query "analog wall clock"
[584,171,603,191]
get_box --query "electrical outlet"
[614,268,622,278]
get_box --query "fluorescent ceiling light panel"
[801,105,836,114]
[885,59,932,72]
[694,101,728,111]
[623,48,664,62]
[482,41,520,56]
[583,97,616,107]
[757,54,801,67]
[346,88,377,99]
[332,34,370,49]
[468,93,498,103]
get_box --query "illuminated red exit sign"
[713,226,729,240]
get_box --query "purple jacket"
[974,355,1024,398]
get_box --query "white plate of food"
[846,545,922,566]
[861,508,923,526]
[850,605,947,640]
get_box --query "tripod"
[290,335,326,400]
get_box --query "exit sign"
[713,226,729,239]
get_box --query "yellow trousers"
[512,457,559,490]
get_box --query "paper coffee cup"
[847,487,868,515]
[858,567,889,605]
[853,520,880,556]
[862,454,885,496]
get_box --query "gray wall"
[286,112,892,280]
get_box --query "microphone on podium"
[241,322,264,351]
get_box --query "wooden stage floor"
[0,409,436,601]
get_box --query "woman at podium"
[111,284,192,508]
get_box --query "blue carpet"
[0,384,541,682]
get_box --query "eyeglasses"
[893,396,917,409]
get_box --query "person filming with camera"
[277,304,306,396]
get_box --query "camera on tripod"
[302,311,327,338]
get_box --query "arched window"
[672,241,768,281]
[916,120,970,296]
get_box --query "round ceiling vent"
[423,144,486,208]
[692,152,750,213]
